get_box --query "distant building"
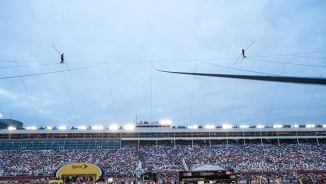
[0,119,23,129]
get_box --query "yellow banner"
[55,162,102,180]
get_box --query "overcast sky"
[0,0,325,129]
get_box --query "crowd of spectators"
[181,142,326,172]
[0,140,325,183]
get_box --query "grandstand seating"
[0,140,326,183]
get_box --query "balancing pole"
[53,46,70,71]
[234,41,255,65]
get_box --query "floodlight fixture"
[47,126,52,130]
[58,126,67,130]
[109,125,118,130]
[92,125,103,130]
[78,126,87,130]
[323,125,326,128]
[306,124,315,128]
[257,125,265,129]
[7,126,16,130]
[273,125,283,128]
[125,124,135,130]
[239,125,249,128]
[160,119,172,125]
[26,126,37,130]
[222,124,232,129]
[291,124,299,128]
[205,125,215,129]
[188,125,198,129]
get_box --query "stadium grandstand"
[0,121,325,150]
[0,121,326,183]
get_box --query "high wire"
[0,59,324,80]
[1,57,324,71]
[245,58,326,67]
[198,60,279,76]
[0,63,59,69]
[1,49,325,82]
[198,59,326,77]
[287,55,326,60]
[246,50,326,59]
[0,63,105,80]
[0,49,325,64]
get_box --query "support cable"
[15,61,39,126]
[60,64,78,126]
[0,109,7,119]
[151,62,153,123]
[228,58,243,124]
[189,60,197,124]
[105,62,116,122]
[266,55,288,126]
[301,61,326,124]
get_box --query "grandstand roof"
[0,126,325,142]
[0,126,325,133]
[0,119,23,129]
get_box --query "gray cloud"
[0,0,325,128]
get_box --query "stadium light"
[58,126,67,130]
[124,124,135,130]
[78,126,87,130]
[205,125,215,129]
[7,126,16,130]
[306,124,315,128]
[188,125,198,129]
[239,125,249,128]
[160,119,172,125]
[47,126,52,130]
[109,125,118,130]
[0,113,2,118]
[91,125,103,130]
[323,125,326,128]
[291,124,299,128]
[222,124,232,129]
[26,126,37,130]
[273,125,283,128]
[257,125,265,129]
